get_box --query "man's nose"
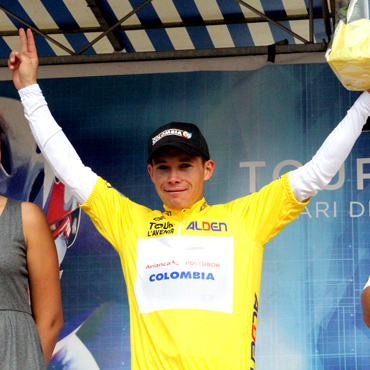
[167,168,181,183]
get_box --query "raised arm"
[9,29,98,204]
[22,201,63,364]
[289,91,370,202]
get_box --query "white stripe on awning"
[152,0,182,22]
[84,33,115,53]
[207,25,235,48]
[19,0,73,55]
[126,30,155,52]
[166,28,194,50]
[282,0,308,16]
[289,19,312,44]
[194,0,224,20]
[107,0,141,26]
[45,34,74,55]
[19,0,57,28]
[63,0,100,27]
[153,0,194,50]
[239,0,264,18]
[3,36,22,53]
[0,10,17,31]
[194,0,235,48]
[248,23,274,46]
[282,1,310,44]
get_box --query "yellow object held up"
[326,18,370,91]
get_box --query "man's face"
[147,147,215,210]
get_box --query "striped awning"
[0,0,335,64]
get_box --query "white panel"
[107,0,141,26]
[207,25,234,48]
[126,30,155,52]
[63,0,100,27]
[282,0,308,16]
[166,28,194,50]
[135,235,234,314]
[248,23,274,46]
[84,33,115,54]
[0,11,17,31]
[194,0,224,20]
[239,0,264,18]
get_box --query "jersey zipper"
[178,218,186,235]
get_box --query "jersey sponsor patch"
[134,235,234,314]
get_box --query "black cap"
[147,122,210,163]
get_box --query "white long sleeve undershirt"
[19,84,370,205]
[20,84,98,204]
[289,90,370,202]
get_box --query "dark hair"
[149,145,209,167]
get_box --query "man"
[8,28,370,370]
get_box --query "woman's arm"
[23,201,64,364]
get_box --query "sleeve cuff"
[364,275,370,290]
[18,83,41,99]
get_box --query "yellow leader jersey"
[81,172,306,370]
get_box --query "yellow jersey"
[81,173,306,370]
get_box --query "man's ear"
[147,164,154,183]
[204,159,215,181]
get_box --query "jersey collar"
[163,198,208,221]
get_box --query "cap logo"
[152,129,192,145]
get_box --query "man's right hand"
[8,28,39,91]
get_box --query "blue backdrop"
[1,62,369,370]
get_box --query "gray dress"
[0,198,47,370]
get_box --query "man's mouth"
[165,188,186,194]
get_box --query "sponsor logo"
[153,216,165,221]
[186,221,227,232]
[146,260,218,269]
[149,271,215,282]
[152,129,192,145]
[250,293,259,370]
[185,261,220,268]
[146,260,179,269]
[200,202,208,211]
[147,221,174,237]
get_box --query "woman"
[0,117,63,368]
